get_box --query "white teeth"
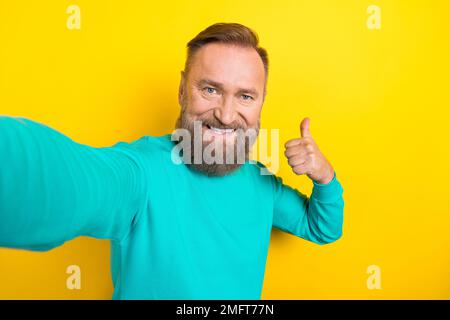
[208,126,234,134]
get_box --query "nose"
[213,96,237,126]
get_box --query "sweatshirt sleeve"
[0,116,148,251]
[271,171,344,245]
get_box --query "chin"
[187,162,243,177]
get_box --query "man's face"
[176,42,266,176]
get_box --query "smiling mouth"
[205,124,235,134]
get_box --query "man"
[0,23,344,299]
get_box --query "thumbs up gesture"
[284,118,335,184]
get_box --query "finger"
[284,145,308,158]
[284,138,301,148]
[288,155,307,167]
[284,140,315,157]
[300,117,312,138]
[292,163,310,175]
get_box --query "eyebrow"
[196,78,259,98]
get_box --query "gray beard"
[174,110,260,177]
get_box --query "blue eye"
[204,87,217,94]
[242,94,253,101]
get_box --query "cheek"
[239,106,261,127]
[187,92,217,116]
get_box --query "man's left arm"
[272,117,344,244]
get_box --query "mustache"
[197,117,247,131]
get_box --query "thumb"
[300,117,311,138]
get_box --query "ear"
[178,70,186,106]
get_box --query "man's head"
[175,22,269,176]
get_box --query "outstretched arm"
[0,116,148,251]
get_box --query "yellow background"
[1,0,449,299]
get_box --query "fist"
[284,118,335,184]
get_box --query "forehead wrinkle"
[188,43,265,97]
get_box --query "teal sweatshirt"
[0,116,344,299]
